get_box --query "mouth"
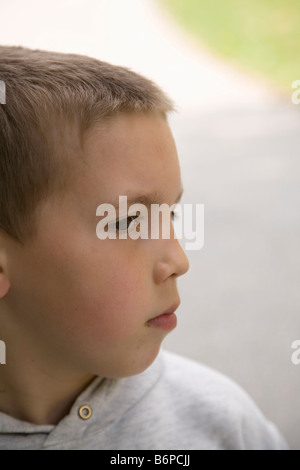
[146,302,180,331]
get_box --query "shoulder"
[155,349,288,450]
[160,348,253,406]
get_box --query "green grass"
[159,0,300,95]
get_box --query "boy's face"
[5,113,189,379]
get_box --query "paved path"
[1,0,299,449]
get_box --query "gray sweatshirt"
[0,350,288,450]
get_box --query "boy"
[0,46,288,450]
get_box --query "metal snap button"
[78,404,92,420]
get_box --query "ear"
[0,252,11,299]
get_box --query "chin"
[103,343,162,380]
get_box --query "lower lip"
[146,312,177,331]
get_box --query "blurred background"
[0,0,299,449]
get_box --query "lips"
[159,303,180,317]
[146,302,180,330]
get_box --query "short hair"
[0,46,174,243]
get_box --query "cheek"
[59,248,152,342]
[11,234,152,347]
[78,262,150,339]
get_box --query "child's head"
[0,47,189,380]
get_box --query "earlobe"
[0,269,11,298]
[0,252,11,298]
[0,273,10,299]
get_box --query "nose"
[153,226,190,285]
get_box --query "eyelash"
[171,210,180,221]
[115,215,140,232]
[111,211,180,233]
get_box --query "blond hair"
[0,46,174,243]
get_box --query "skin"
[0,112,189,425]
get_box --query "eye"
[114,215,140,232]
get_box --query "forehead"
[80,112,182,200]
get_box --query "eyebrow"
[109,187,184,208]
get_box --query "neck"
[0,300,97,425]
[0,311,95,425]
[0,353,95,425]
